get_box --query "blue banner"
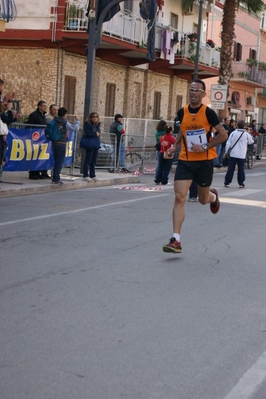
[3,127,76,171]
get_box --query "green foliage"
[237,0,265,14]
[258,62,266,70]
[246,58,258,66]
[183,0,264,15]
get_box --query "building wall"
[0,47,59,112]
[0,46,188,120]
[5,0,53,30]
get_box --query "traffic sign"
[211,84,228,103]
[211,102,225,110]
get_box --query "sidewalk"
[1,158,266,198]
[0,168,140,198]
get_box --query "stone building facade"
[0,45,188,121]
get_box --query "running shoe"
[163,237,182,253]
[210,188,220,214]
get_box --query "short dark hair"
[58,107,67,117]
[37,100,46,107]
[229,119,235,124]
[156,119,167,131]
[49,104,57,111]
[0,79,4,85]
[192,78,206,92]
[237,120,245,129]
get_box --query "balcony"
[231,62,266,88]
[63,3,220,78]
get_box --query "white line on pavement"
[221,197,266,208]
[223,350,266,399]
[0,194,169,227]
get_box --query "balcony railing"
[63,3,220,68]
[64,2,88,31]
[231,62,266,86]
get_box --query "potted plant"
[65,2,80,30]
[246,58,258,67]
[206,39,215,48]
[258,62,266,71]
[187,32,197,42]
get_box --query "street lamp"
[193,0,204,81]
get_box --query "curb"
[0,175,140,198]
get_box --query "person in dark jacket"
[27,100,49,179]
[51,107,80,185]
[0,100,16,182]
[250,119,263,159]
[109,114,126,170]
[228,119,236,136]
[82,112,101,182]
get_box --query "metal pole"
[193,0,204,81]
[84,10,97,117]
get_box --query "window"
[64,76,76,115]
[249,48,257,60]
[170,13,178,30]
[233,42,242,61]
[153,92,161,120]
[176,95,182,112]
[105,83,116,116]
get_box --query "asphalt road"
[1,168,266,399]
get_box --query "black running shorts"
[174,160,214,187]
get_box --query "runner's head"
[189,79,206,107]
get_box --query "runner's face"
[189,83,205,107]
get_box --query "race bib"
[186,128,207,151]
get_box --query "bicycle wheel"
[247,151,253,169]
[125,152,143,172]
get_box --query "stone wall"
[0,46,188,120]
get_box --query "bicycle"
[124,137,143,173]
[245,143,255,169]
[108,137,143,173]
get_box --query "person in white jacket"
[224,120,254,188]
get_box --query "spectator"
[173,115,180,135]
[213,118,224,167]
[228,119,236,136]
[109,114,126,171]
[224,120,254,188]
[154,125,176,185]
[249,119,262,160]
[258,123,266,135]
[0,79,4,102]
[46,104,58,123]
[162,79,227,254]
[0,99,17,182]
[154,119,167,180]
[83,112,101,182]
[51,107,80,185]
[28,101,50,179]
[219,117,229,167]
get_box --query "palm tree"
[182,0,265,86]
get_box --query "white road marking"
[221,197,266,208]
[247,172,266,177]
[223,350,266,399]
[0,194,169,227]
[220,189,264,197]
